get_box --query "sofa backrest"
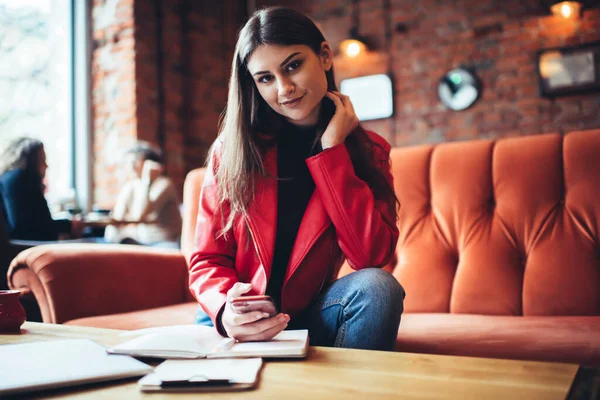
[181,168,207,261]
[391,130,600,317]
[180,129,600,317]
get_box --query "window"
[0,0,90,210]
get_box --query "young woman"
[0,137,83,241]
[189,7,405,351]
[104,141,182,249]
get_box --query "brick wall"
[91,0,243,208]
[92,0,600,207]
[257,0,600,146]
[92,0,138,207]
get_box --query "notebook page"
[208,330,309,358]
[110,325,224,358]
[118,324,220,338]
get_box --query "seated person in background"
[104,141,182,249]
[0,137,83,241]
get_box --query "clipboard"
[137,358,263,393]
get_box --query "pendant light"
[550,1,583,19]
[340,0,368,58]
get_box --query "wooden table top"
[1,322,579,399]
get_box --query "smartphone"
[229,295,278,317]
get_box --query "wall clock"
[438,68,481,111]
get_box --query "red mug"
[0,290,26,333]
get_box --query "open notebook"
[108,325,309,359]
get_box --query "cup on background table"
[0,290,26,333]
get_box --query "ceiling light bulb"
[551,1,582,20]
[346,42,361,58]
[340,39,366,58]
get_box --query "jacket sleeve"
[2,170,64,241]
[306,135,398,270]
[188,145,239,327]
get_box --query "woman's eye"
[258,75,273,84]
[286,60,302,72]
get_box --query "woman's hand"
[221,282,290,341]
[69,215,85,238]
[321,91,359,150]
[141,159,162,184]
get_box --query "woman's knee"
[346,268,405,310]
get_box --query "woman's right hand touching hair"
[221,282,290,341]
[321,91,359,150]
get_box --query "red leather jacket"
[188,130,399,325]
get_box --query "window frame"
[71,0,92,211]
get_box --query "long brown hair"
[212,7,399,237]
[0,137,44,177]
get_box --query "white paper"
[208,330,309,359]
[157,358,261,383]
[110,326,224,359]
[118,324,219,338]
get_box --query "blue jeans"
[195,268,405,351]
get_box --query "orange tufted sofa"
[7,129,600,366]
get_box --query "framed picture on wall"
[536,41,600,97]
[340,74,394,121]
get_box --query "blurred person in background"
[0,137,84,240]
[104,141,182,249]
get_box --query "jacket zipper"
[245,218,267,277]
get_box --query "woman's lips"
[281,94,304,109]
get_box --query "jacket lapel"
[285,175,331,281]
[246,145,277,280]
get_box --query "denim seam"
[320,298,347,309]
[318,298,351,347]
[314,298,349,347]
[334,304,352,347]
[335,320,347,347]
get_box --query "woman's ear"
[320,42,333,71]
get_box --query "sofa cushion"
[65,302,198,330]
[391,131,600,317]
[397,313,600,366]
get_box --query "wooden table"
[1,322,579,399]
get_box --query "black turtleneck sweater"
[266,122,319,309]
